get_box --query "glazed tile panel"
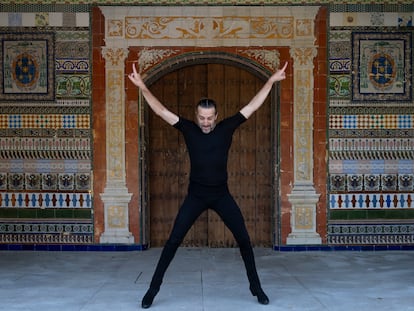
[0,14,92,243]
[328,26,414,210]
[327,13,414,245]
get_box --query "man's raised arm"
[240,62,288,119]
[128,63,179,126]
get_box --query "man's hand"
[269,62,288,84]
[127,62,179,125]
[128,63,145,89]
[239,61,288,119]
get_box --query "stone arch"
[143,50,273,86]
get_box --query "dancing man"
[128,61,288,308]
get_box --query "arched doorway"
[144,61,277,247]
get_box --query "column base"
[100,185,134,244]
[286,233,322,245]
[287,185,321,245]
[100,231,135,244]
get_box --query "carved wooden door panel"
[148,63,273,247]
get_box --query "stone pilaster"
[286,46,322,245]
[100,47,134,243]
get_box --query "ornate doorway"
[95,5,325,247]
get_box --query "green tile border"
[330,209,414,220]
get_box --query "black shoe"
[250,286,269,305]
[141,288,159,309]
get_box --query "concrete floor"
[0,247,413,311]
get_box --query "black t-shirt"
[173,112,247,192]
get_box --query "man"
[128,61,288,309]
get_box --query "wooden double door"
[147,63,274,247]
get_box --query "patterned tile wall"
[328,10,414,245]
[0,10,93,244]
[1,4,413,247]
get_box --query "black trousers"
[148,190,263,292]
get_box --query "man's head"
[196,98,218,134]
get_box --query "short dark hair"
[197,98,217,112]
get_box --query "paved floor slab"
[0,248,413,311]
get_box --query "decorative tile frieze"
[328,222,414,245]
[123,16,295,40]
[329,114,413,129]
[0,233,93,244]
[329,193,413,209]
[0,128,91,138]
[0,99,91,109]
[329,159,414,174]
[329,128,414,138]
[0,114,90,129]
[329,173,414,193]
[0,219,93,244]
[0,173,91,192]
[0,222,93,234]
[329,138,414,160]
[0,160,91,174]
[0,137,91,153]
[102,6,319,49]
[0,191,92,208]
[56,59,90,73]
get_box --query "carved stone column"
[286,46,322,245]
[100,47,134,243]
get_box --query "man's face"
[196,106,218,134]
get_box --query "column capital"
[289,46,317,67]
[102,47,129,67]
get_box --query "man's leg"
[142,194,206,308]
[213,194,269,305]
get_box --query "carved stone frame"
[97,5,322,246]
